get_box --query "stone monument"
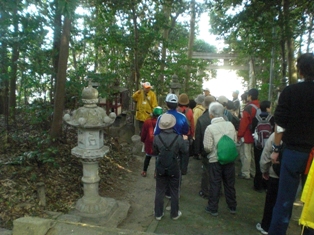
[63,83,130,227]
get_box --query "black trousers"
[207,162,237,211]
[201,155,210,196]
[261,177,279,232]
[155,172,180,218]
[254,146,267,190]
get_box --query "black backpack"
[156,135,179,176]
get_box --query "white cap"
[165,93,178,103]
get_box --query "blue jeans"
[268,148,309,235]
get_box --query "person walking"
[251,100,275,192]
[237,88,260,180]
[268,53,314,235]
[203,102,237,216]
[132,81,158,133]
[140,106,163,177]
[194,96,216,196]
[153,113,187,221]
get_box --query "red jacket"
[176,106,195,137]
[237,100,260,143]
[141,117,157,155]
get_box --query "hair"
[241,92,248,102]
[260,100,271,112]
[208,102,224,118]
[189,99,196,109]
[297,53,314,81]
[248,88,259,100]
[166,102,178,110]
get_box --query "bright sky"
[196,12,246,99]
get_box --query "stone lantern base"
[70,197,130,228]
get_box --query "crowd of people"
[132,53,314,235]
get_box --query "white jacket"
[203,117,237,163]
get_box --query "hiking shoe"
[166,206,171,211]
[172,211,182,220]
[141,171,147,177]
[229,207,236,214]
[205,206,218,216]
[199,190,209,199]
[256,223,268,234]
[155,213,164,221]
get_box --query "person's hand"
[262,172,269,180]
[182,135,188,140]
[271,152,280,164]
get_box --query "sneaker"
[166,206,171,211]
[155,213,164,221]
[229,207,236,214]
[165,195,171,199]
[238,174,250,180]
[205,206,218,216]
[172,211,182,220]
[256,223,268,234]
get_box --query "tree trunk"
[50,17,71,139]
[185,0,196,93]
[306,14,314,53]
[51,0,62,103]
[131,2,140,91]
[9,0,20,123]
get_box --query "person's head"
[232,90,239,99]
[260,100,271,113]
[165,93,178,110]
[178,93,189,107]
[203,96,216,109]
[158,113,176,130]
[296,53,314,81]
[217,95,228,107]
[195,94,205,105]
[142,81,152,94]
[208,102,224,119]
[241,91,248,104]
[203,88,210,96]
[152,106,163,117]
[189,99,196,109]
[247,88,258,101]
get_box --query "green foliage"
[13,133,59,168]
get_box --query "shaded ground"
[118,153,303,235]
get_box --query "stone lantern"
[63,84,129,225]
[170,74,181,96]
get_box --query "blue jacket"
[154,109,189,136]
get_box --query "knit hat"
[195,94,205,104]
[165,93,178,103]
[153,106,163,117]
[203,96,216,108]
[178,93,189,105]
[158,114,176,130]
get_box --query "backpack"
[253,114,273,150]
[156,135,179,176]
[217,135,238,165]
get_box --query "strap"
[305,148,314,175]
[256,114,272,122]
[158,135,179,150]
[249,103,259,110]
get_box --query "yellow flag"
[299,159,314,230]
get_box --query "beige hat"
[203,96,216,108]
[217,95,228,105]
[195,94,205,104]
[158,113,176,130]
